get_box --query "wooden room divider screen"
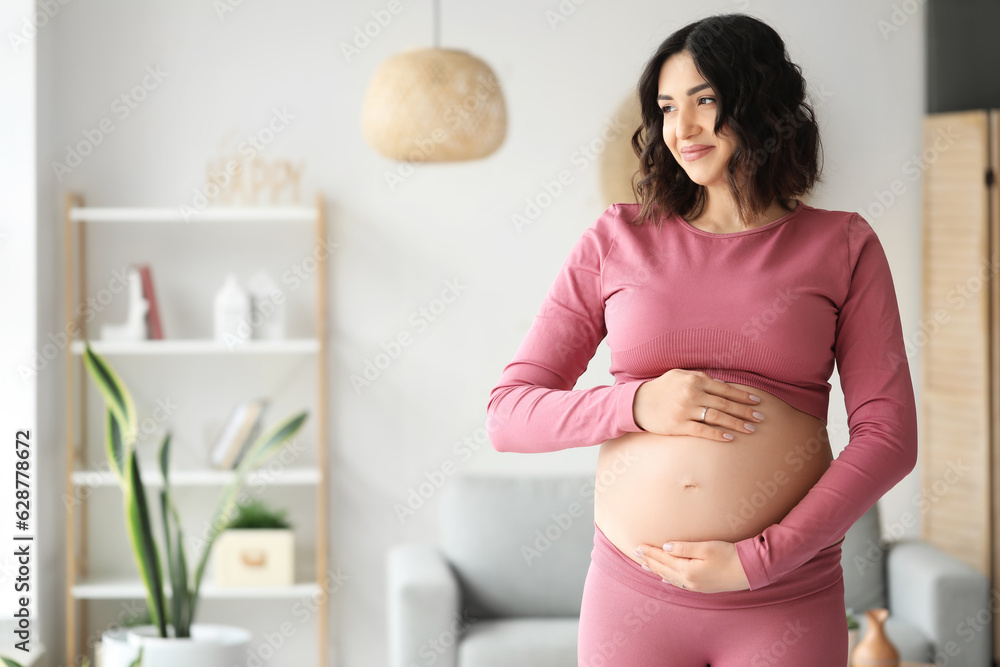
[920,108,998,662]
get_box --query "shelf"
[70,338,319,355]
[72,574,321,600]
[71,467,321,487]
[69,206,316,224]
[64,191,330,666]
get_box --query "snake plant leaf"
[157,432,193,637]
[225,411,309,532]
[172,507,191,636]
[83,343,137,461]
[157,433,180,635]
[124,448,167,637]
[236,410,309,474]
[82,345,163,636]
[105,408,128,482]
[1,657,25,667]
[188,409,308,622]
[158,432,171,488]
[161,494,192,637]
[159,488,179,636]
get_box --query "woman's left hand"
[633,539,751,594]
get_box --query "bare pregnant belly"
[593,383,833,559]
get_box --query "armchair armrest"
[387,543,462,667]
[887,539,991,667]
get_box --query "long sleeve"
[487,205,648,453]
[733,213,918,590]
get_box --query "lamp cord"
[433,0,440,48]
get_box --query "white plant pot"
[213,528,294,586]
[99,626,132,667]
[100,624,250,667]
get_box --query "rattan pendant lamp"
[361,0,507,162]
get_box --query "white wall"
[0,0,45,659]
[35,0,925,664]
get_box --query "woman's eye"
[660,97,715,114]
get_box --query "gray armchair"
[387,474,991,667]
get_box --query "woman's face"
[657,50,735,188]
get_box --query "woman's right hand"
[631,369,764,441]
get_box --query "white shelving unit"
[62,192,329,666]
[67,207,317,224]
[69,338,321,355]
[69,467,322,487]
[71,575,322,601]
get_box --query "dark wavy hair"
[629,13,823,227]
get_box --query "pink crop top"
[486,199,918,590]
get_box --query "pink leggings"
[578,523,848,666]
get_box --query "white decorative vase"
[214,273,251,346]
[100,624,250,667]
[246,270,285,340]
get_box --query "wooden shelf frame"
[62,192,330,666]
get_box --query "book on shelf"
[135,263,163,340]
[210,398,269,470]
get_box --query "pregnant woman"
[486,13,917,667]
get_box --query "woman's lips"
[680,146,713,161]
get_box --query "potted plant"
[212,498,294,587]
[82,342,308,667]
